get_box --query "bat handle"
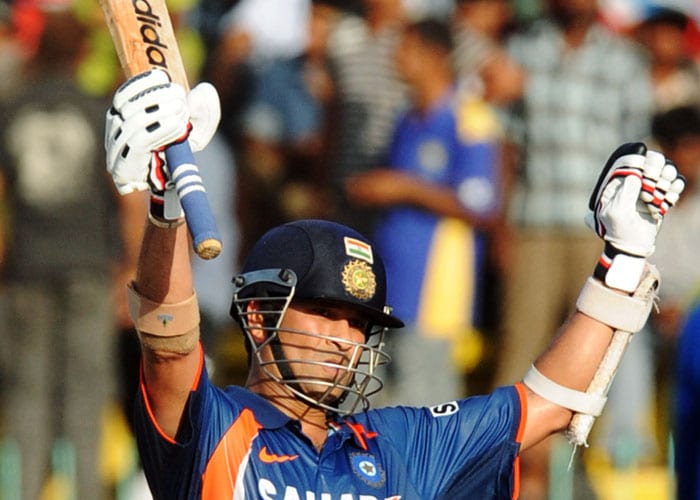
[566,330,631,447]
[164,141,222,260]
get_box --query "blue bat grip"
[164,140,222,259]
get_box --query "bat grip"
[164,141,222,259]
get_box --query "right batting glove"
[105,69,221,220]
[586,142,685,292]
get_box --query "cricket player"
[105,69,684,499]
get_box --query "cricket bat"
[100,0,222,259]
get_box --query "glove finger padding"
[116,83,190,154]
[105,69,191,193]
[639,150,665,206]
[105,108,149,194]
[647,162,685,218]
[665,176,685,209]
[112,69,170,110]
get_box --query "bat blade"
[100,0,222,259]
[100,0,188,86]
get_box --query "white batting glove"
[105,69,221,195]
[585,142,685,292]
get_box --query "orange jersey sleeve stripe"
[513,383,528,444]
[201,408,263,499]
[511,383,528,500]
[191,344,205,391]
[139,344,205,445]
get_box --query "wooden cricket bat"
[100,0,222,259]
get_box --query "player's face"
[274,301,369,402]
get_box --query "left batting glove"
[586,142,685,292]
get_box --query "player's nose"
[327,319,363,349]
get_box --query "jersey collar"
[328,416,379,451]
[225,386,379,450]
[225,385,293,429]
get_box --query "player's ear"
[245,300,267,343]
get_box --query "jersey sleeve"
[134,348,247,499]
[365,384,526,499]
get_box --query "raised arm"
[131,222,200,437]
[519,143,685,450]
[104,70,221,437]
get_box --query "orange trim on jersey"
[139,362,178,445]
[201,408,263,499]
[512,455,521,500]
[191,344,205,391]
[346,422,378,451]
[139,344,205,445]
[511,383,528,500]
[513,383,528,444]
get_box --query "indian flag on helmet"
[344,237,373,264]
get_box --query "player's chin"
[301,378,349,402]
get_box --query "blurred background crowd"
[0,0,698,498]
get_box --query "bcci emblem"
[350,452,385,488]
[341,260,376,301]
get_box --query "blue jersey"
[374,91,501,331]
[135,351,526,499]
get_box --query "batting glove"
[105,69,221,196]
[586,142,685,292]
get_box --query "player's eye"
[348,318,369,331]
[310,307,332,318]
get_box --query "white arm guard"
[523,365,607,416]
[576,272,657,333]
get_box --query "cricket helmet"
[230,219,404,414]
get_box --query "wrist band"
[149,185,184,226]
[594,243,646,293]
[523,365,607,416]
[148,212,186,229]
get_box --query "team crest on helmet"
[341,259,376,301]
